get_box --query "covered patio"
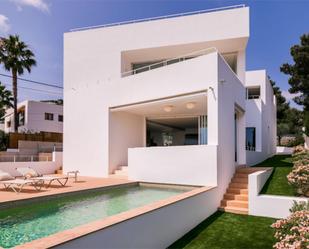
[108,91,219,186]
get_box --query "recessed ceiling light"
[163,105,173,112]
[186,102,196,109]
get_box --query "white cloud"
[10,0,50,13]
[0,14,10,34]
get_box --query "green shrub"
[286,136,305,147]
[289,200,309,213]
[0,130,8,151]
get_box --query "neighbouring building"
[3,100,63,134]
[64,5,276,194]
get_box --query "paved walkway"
[0,175,133,204]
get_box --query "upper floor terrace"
[64,5,250,90]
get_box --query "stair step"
[55,169,63,174]
[229,182,248,189]
[114,170,128,176]
[234,173,249,178]
[120,166,128,172]
[224,193,248,201]
[232,177,248,184]
[108,174,128,179]
[221,200,248,208]
[227,188,248,195]
[218,206,248,215]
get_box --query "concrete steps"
[109,166,128,179]
[55,166,63,174]
[218,206,249,215]
[221,199,248,208]
[220,167,251,215]
[224,193,248,201]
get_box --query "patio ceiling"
[110,92,207,117]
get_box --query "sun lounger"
[30,175,69,188]
[16,167,69,188]
[0,178,43,193]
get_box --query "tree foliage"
[270,78,290,122]
[281,34,309,110]
[281,34,309,136]
[0,35,36,132]
[270,78,303,145]
[0,81,13,122]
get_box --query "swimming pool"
[0,184,189,248]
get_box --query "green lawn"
[254,155,296,196]
[168,212,276,249]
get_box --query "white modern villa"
[63,5,276,212]
[2,100,63,134]
[1,5,303,249]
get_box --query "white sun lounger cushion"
[16,167,41,178]
[0,170,14,181]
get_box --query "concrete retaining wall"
[248,169,308,218]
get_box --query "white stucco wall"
[248,169,308,218]
[64,52,220,177]
[216,54,246,199]
[0,152,63,177]
[245,70,277,166]
[129,145,217,186]
[109,112,145,173]
[55,188,219,249]
[63,7,250,177]
[276,146,294,155]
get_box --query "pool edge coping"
[12,185,216,249]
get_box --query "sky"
[0,0,308,109]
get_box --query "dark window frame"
[246,86,261,100]
[58,115,63,122]
[45,113,54,121]
[246,127,256,151]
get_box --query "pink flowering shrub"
[271,210,309,249]
[288,149,309,197]
[294,145,306,154]
[287,165,309,196]
[294,158,309,168]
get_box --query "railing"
[246,146,256,151]
[121,47,217,77]
[0,155,52,163]
[38,146,63,153]
[70,5,245,32]
[247,95,260,100]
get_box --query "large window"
[246,127,256,151]
[146,117,199,147]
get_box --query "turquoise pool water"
[0,185,187,248]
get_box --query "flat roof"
[70,4,245,32]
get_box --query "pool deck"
[0,175,133,206]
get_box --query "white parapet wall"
[54,187,219,249]
[128,145,217,186]
[0,152,63,177]
[248,169,308,218]
[276,146,294,155]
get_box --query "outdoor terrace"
[0,175,132,206]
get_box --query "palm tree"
[0,81,13,122]
[0,35,36,132]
